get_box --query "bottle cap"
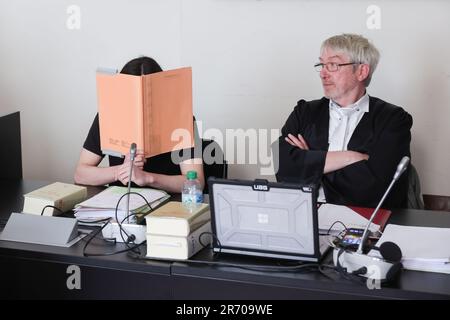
[186,171,197,180]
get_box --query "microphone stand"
[333,156,410,281]
[357,179,396,254]
[126,143,136,224]
[357,156,410,254]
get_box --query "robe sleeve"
[323,107,412,207]
[275,100,327,184]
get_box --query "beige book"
[146,222,211,260]
[145,201,210,237]
[96,67,194,158]
[23,182,87,216]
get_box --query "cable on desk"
[324,220,348,236]
[114,192,154,255]
[199,231,223,258]
[81,217,147,257]
[82,191,153,257]
[40,205,63,216]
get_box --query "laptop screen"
[209,178,322,262]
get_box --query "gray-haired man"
[276,34,412,208]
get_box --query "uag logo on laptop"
[252,184,269,191]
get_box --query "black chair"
[201,139,227,194]
[0,112,22,180]
[423,194,450,212]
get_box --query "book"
[318,203,391,235]
[74,186,169,223]
[368,224,450,274]
[145,201,210,237]
[22,182,87,216]
[146,221,211,260]
[96,66,194,158]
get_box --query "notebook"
[208,178,331,262]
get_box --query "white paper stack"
[369,224,450,274]
[74,186,169,223]
[318,204,381,235]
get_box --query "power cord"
[325,220,348,236]
[141,231,327,274]
[82,191,152,257]
[114,192,154,255]
[40,205,63,216]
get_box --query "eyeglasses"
[314,62,360,72]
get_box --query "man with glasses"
[275,34,412,208]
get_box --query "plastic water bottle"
[182,170,203,209]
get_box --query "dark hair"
[120,56,163,76]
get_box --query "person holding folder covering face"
[275,34,412,208]
[74,57,204,193]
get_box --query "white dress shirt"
[318,93,370,202]
[328,93,370,151]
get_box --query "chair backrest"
[201,139,227,194]
[407,163,424,210]
[409,164,450,212]
[0,112,22,180]
[423,194,450,212]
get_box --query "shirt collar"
[329,92,370,114]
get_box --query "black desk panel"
[171,207,450,300]
[1,180,450,299]
[0,180,172,299]
[171,248,450,300]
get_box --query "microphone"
[129,142,137,162]
[126,143,137,224]
[333,156,410,281]
[393,156,410,181]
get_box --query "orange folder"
[96,67,194,158]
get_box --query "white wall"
[1,0,449,195]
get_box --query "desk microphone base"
[102,222,146,244]
[333,247,395,281]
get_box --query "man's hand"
[123,150,145,170]
[116,161,155,186]
[115,150,150,185]
[285,133,309,150]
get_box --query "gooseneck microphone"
[101,142,147,243]
[356,156,410,254]
[126,143,137,223]
[333,156,410,282]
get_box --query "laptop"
[208,178,331,262]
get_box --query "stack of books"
[23,182,87,216]
[145,201,211,260]
[74,186,170,223]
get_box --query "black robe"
[275,96,412,208]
